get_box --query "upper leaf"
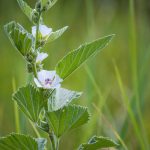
[48,88,82,111]
[12,84,46,123]
[46,26,68,43]
[46,105,90,137]
[17,0,33,22]
[78,136,118,150]
[0,133,47,150]
[4,21,33,57]
[55,34,114,79]
[40,0,58,11]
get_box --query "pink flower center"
[45,78,53,85]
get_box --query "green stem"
[56,138,59,150]
[29,120,41,138]
[33,12,41,78]
[33,63,38,78]
[35,12,41,50]
[49,132,56,150]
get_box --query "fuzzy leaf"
[40,0,57,11]
[17,0,33,22]
[12,84,46,123]
[56,34,114,79]
[79,136,119,150]
[0,133,47,150]
[4,21,33,56]
[48,88,82,111]
[47,26,68,43]
[46,105,90,137]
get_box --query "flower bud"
[32,9,39,24]
[41,0,51,12]
[27,63,33,73]
[38,121,49,132]
[26,53,34,63]
[35,1,42,12]
[37,40,46,47]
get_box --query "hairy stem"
[33,63,38,78]
[49,132,56,150]
[33,12,41,78]
[35,12,41,50]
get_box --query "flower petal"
[32,25,52,38]
[34,78,42,88]
[32,26,36,37]
[36,52,48,63]
[39,25,52,37]
[34,70,63,89]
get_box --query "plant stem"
[35,12,41,50]
[33,63,38,78]
[49,132,56,150]
[55,138,59,150]
[29,120,41,138]
[33,12,41,78]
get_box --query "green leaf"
[56,34,115,79]
[46,105,90,137]
[40,0,58,11]
[12,84,46,123]
[17,0,33,22]
[47,26,68,43]
[0,133,47,150]
[48,88,82,111]
[4,21,33,57]
[79,136,119,150]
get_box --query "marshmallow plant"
[1,0,118,149]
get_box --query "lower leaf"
[46,104,90,137]
[78,136,119,150]
[0,133,47,150]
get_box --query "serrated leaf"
[47,26,68,43]
[46,105,90,137]
[0,133,47,150]
[17,0,33,22]
[79,136,119,150]
[56,34,114,79]
[12,84,46,123]
[48,88,82,111]
[4,21,33,56]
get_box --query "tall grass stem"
[129,0,149,148]
[12,78,20,133]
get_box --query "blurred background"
[0,0,150,149]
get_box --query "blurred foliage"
[0,0,150,149]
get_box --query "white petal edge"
[36,52,48,63]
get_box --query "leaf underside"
[46,104,90,137]
[12,84,46,123]
[48,88,82,111]
[56,34,114,79]
[47,26,68,43]
[0,133,47,150]
[79,136,119,150]
[4,21,33,56]
[17,0,33,22]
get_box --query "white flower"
[34,70,63,89]
[36,52,48,64]
[32,25,52,38]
